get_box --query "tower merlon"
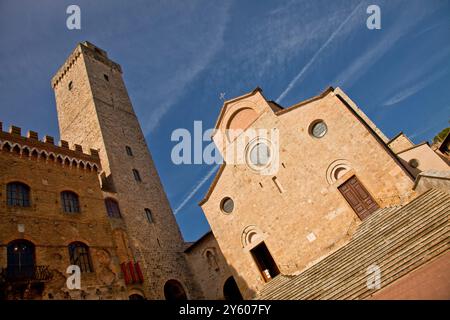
[0,121,101,168]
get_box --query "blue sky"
[1,0,449,242]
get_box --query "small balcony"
[1,266,53,284]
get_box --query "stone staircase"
[256,188,450,300]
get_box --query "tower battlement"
[0,121,100,170]
[51,41,122,89]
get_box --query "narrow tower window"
[68,81,73,91]
[103,74,109,81]
[126,146,133,156]
[132,169,142,182]
[145,208,153,223]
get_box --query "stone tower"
[51,41,200,299]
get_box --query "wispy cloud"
[133,2,232,135]
[383,67,449,106]
[276,1,364,102]
[173,164,220,215]
[334,2,443,89]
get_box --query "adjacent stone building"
[184,231,242,300]
[0,124,127,299]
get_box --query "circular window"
[249,142,271,167]
[408,158,420,168]
[221,197,234,214]
[310,120,328,138]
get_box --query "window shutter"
[135,262,144,283]
[128,261,137,283]
[121,262,130,285]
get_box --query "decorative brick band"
[0,121,101,171]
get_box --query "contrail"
[173,164,221,215]
[276,1,364,103]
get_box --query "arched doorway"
[223,276,243,300]
[7,239,35,279]
[129,294,145,300]
[164,279,187,301]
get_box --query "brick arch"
[56,155,64,165]
[5,178,32,186]
[163,279,188,300]
[60,189,80,197]
[128,289,146,300]
[3,234,39,246]
[12,144,21,154]
[1,140,12,151]
[21,146,30,157]
[63,157,71,167]
[64,238,93,247]
[39,150,49,160]
[30,148,39,159]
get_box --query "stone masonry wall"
[0,144,126,300]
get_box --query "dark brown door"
[338,176,379,220]
[250,242,280,282]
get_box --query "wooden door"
[338,176,379,220]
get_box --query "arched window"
[223,276,243,300]
[7,182,31,207]
[164,280,187,301]
[129,294,145,300]
[205,249,220,271]
[68,242,93,273]
[7,240,35,278]
[105,198,121,218]
[61,191,80,213]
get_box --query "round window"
[310,120,328,138]
[221,197,234,214]
[249,142,271,167]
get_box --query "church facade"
[199,87,449,299]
